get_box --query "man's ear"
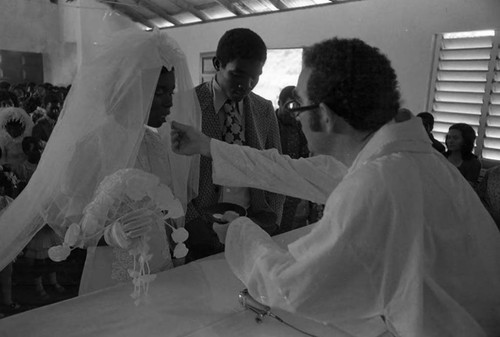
[319,103,336,133]
[212,57,221,71]
[319,102,346,134]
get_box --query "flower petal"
[171,228,189,243]
[153,185,175,210]
[64,223,81,247]
[48,245,71,262]
[81,214,102,236]
[166,199,184,219]
[173,243,188,258]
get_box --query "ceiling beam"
[167,0,211,21]
[103,0,156,29]
[214,0,245,16]
[136,0,182,26]
[268,0,288,10]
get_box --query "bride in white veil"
[0,28,200,293]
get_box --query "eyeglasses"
[284,100,319,118]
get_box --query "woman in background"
[445,123,481,186]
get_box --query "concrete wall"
[0,0,77,85]
[0,0,134,85]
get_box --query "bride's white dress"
[79,127,174,295]
[0,29,200,288]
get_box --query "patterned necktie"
[222,100,245,145]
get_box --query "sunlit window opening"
[252,48,303,109]
[443,30,495,39]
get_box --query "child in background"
[23,227,65,299]
[14,136,43,186]
[31,93,61,143]
[0,169,21,316]
[21,136,65,299]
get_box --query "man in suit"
[185,28,284,260]
[416,111,446,154]
[275,85,310,233]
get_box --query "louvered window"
[427,29,500,161]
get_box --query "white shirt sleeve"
[210,139,347,204]
[224,160,425,336]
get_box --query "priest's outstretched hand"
[171,121,212,157]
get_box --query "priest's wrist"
[201,137,212,158]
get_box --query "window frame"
[199,52,216,84]
[426,29,500,165]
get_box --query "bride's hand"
[104,209,153,249]
[121,209,154,238]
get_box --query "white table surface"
[0,226,351,337]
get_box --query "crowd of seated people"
[0,80,78,318]
[0,80,69,185]
[1,82,68,143]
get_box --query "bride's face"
[147,69,175,128]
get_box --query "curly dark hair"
[22,136,42,155]
[21,96,41,115]
[278,85,295,105]
[43,92,60,108]
[0,170,16,197]
[0,90,19,107]
[216,28,267,67]
[302,38,400,131]
[446,123,477,160]
[417,112,434,131]
[0,81,10,91]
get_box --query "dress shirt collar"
[212,78,230,113]
[144,125,158,133]
[350,117,433,173]
[144,125,160,141]
[211,77,242,115]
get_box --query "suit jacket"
[185,82,285,259]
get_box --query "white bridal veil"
[0,28,200,269]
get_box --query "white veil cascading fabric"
[0,28,200,270]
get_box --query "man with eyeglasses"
[172,37,500,337]
[274,85,311,233]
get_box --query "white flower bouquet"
[49,168,188,304]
